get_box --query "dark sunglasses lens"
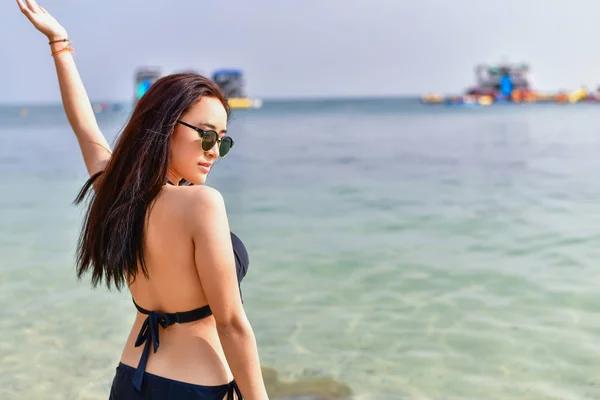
[219,137,233,157]
[201,132,217,151]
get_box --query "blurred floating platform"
[421,90,600,107]
[227,97,263,109]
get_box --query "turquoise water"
[2,99,600,399]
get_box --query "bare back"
[119,184,236,386]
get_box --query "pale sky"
[1,0,599,103]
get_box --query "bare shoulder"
[162,184,224,207]
[183,185,225,209]
[173,185,228,231]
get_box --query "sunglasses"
[177,120,234,157]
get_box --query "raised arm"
[189,186,268,400]
[17,0,111,177]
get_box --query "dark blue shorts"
[109,362,242,399]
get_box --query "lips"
[198,162,212,173]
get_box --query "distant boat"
[133,67,261,109]
[467,62,531,97]
[212,69,262,110]
[133,67,163,103]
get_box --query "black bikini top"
[130,179,250,392]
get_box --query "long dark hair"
[74,73,230,290]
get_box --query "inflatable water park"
[421,62,600,106]
[134,67,262,110]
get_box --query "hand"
[17,0,68,41]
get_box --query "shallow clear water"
[1,99,600,399]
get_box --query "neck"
[165,169,181,186]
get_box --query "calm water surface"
[1,99,600,399]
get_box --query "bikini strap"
[130,298,213,392]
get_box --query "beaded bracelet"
[51,42,75,57]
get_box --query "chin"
[186,174,207,185]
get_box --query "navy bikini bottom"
[109,362,242,399]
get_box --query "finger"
[39,5,48,14]
[17,0,33,17]
[25,0,39,13]
[16,0,26,12]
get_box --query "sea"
[1,98,600,400]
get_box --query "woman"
[17,1,269,399]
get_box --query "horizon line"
[0,94,425,107]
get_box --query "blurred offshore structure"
[421,60,598,106]
[133,67,262,109]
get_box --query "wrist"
[47,33,69,43]
[49,39,69,48]
[49,39,75,57]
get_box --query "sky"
[2,0,600,103]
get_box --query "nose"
[205,141,219,158]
